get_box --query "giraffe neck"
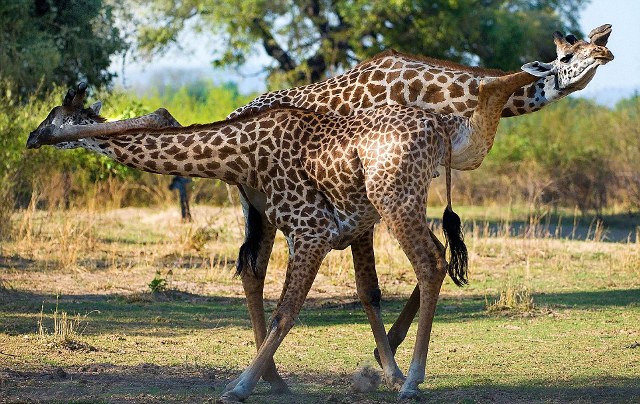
[78,109,308,187]
[230,51,563,121]
[449,71,540,170]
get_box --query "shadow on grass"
[1,363,638,403]
[1,287,638,336]
[0,255,37,271]
[0,252,236,274]
[429,209,639,242]
[427,376,640,403]
[433,288,640,322]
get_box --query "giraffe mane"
[361,49,511,77]
[93,107,315,138]
[82,107,108,123]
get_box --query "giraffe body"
[226,26,614,381]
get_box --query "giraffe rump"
[442,206,468,287]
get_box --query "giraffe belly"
[301,154,379,248]
[328,203,381,250]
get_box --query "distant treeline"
[1,81,639,218]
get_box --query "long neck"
[77,112,291,188]
[450,71,539,170]
[229,51,562,121]
[501,75,566,117]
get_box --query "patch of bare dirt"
[0,363,230,403]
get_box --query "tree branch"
[251,18,297,72]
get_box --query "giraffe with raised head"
[29,59,562,400]
[227,23,615,381]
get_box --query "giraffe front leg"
[220,235,332,403]
[351,229,405,391]
[376,229,445,362]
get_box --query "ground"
[1,205,639,403]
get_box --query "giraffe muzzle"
[595,48,614,63]
[26,125,58,149]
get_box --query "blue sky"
[114,0,640,106]
[577,0,640,104]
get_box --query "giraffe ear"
[90,101,102,115]
[521,61,556,77]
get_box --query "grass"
[484,283,535,312]
[0,204,639,403]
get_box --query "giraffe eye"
[560,54,573,63]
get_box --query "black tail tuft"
[442,206,468,287]
[236,204,263,278]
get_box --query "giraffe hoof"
[219,391,244,403]
[384,373,406,391]
[397,388,421,401]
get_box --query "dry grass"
[485,283,535,312]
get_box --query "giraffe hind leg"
[374,228,446,363]
[352,229,405,390]
[375,203,447,400]
[232,195,289,393]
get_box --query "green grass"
[1,206,639,403]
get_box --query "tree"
[0,0,127,96]
[134,0,588,87]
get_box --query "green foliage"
[134,0,586,87]
[0,0,126,96]
[148,271,168,293]
[469,96,640,213]
[0,80,255,209]
[134,80,253,124]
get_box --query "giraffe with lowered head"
[29,59,561,400]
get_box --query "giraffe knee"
[370,287,382,308]
[358,286,382,309]
[269,313,295,335]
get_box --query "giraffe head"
[27,82,105,149]
[27,83,181,149]
[551,24,614,91]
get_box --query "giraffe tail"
[442,128,468,287]
[236,204,263,278]
[442,206,468,287]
